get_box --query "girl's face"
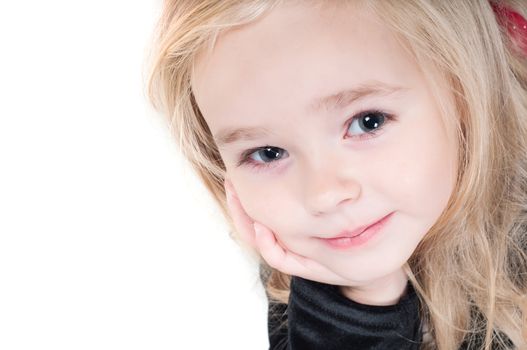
[192,2,458,285]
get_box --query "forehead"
[192,1,423,138]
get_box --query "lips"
[318,212,394,249]
[328,214,390,240]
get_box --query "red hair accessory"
[491,2,527,56]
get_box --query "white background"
[0,1,268,349]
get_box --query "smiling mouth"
[318,212,394,249]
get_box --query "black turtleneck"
[267,276,423,350]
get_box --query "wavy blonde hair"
[146,1,527,349]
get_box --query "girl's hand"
[224,179,348,286]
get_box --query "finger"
[224,179,257,248]
[253,222,347,284]
[253,222,304,274]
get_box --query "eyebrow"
[214,81,406,148]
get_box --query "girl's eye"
[237,146,289,170]
[236,109,394,170]
[346,110,389,138]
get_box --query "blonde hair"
[146,1,527,349]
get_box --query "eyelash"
[236,109,395,171]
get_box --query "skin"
[192,2,458,306]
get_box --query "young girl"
[146,1,527,349]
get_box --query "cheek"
[234,180,294,231]
[383,118,457,217]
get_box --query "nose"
[302,155,362,216]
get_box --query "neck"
[339,268,409,306]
